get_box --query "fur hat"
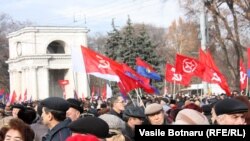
[68,116,110,138]
[41,97,69,112]
[145,103,163,115]
[174,109,209,125]
[99,114,125,130]
[215,98,248,116]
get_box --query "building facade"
[6,26,90,101]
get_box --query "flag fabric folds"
[121,63,157,94]
[240,59,247,91]
[81,46,121,82]
[199,49,231,95]
[71,47,85,72]
[165,64,191,86]
[10,90,17,104]
[116,70,141,94]
[175,54,205,78]
[0,88,4,96]
[248,48,250,77]
[135,57,161,81]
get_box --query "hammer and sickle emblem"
[240,71,247,84]
[182,59,197,73]
[211,72,221,82]
[96,55,110,69]
[172,74,182,81]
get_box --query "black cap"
[68,116,110,138]
[215,98,248,116]
[67,98,83,113]
[17,107,37,124]
[41,97,69,112]
[124,105,145,118]
[11,104,25,111]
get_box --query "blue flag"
[136,66,161,81]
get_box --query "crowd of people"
[0,90,248,141]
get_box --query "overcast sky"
[1,0,183,35]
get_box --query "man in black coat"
[41,97,71,141]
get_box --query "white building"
[6,26,90,101]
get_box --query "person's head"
[68,116,110,140]
[145,103,165,125]
[234,96,250,124]
[11,104,25,118]
[66,98,83,121]
[40,97,70,129]
[99,114,125,135]
[183,103,203,113]
[174,109,209,125]
[110,95,125,113]
[17,107,37,124]
[1,118,34,141]
[123,105,145,128]
[214,98,248,125]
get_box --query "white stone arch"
[45,39,70,54]
[7,26,90,100]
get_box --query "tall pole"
[200,0,209,95]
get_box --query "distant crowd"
[0,90,249,141]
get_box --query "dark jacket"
[42,118,71,141]
[122,123,134,141]
[108,108,123,119]
[31,118,49,141]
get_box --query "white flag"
[71,47,84,72]
[106,84,112,99]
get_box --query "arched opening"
[47,40,65,54]
[49,69,68,97]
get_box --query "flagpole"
[128,92,136,106]
[164,80,167,96]
[173,80,176,99]
[246,77,249,97]
[135,89,145,108]
[170,82,173,96]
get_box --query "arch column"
[38,66,49,100]
[30,66,38,100]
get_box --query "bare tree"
[180,0,250,90]
[0,13,32,91]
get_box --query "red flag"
[175,54,205,78]
[10,90,17,104]
[122,63,150,86]
[116,70,140,94]
[136,57,155,72]
[18,93,22,102]
[165,64,191,86]
[240,59,247,90]
[248,48,250,77]
[121,64,155,94]
[58,80,69,99]
[58,80,69,86]
[199,49,231,95]
[0,88,4,95]
[101,83,107,100]
[81,46,122,82]
[23,89,27,102]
